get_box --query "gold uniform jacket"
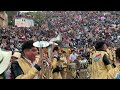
[106,49,113,61]
[107,66,120,79]
[60,56,68,68]
[91,51,113,79]
[52,57,62,79]
[11,58,41,79]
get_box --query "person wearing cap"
[107,48,120,79]
[11,40,42,79]
[0,48,12,79]
[90,41,113,79]
[11,52,21,62]
[12,52,21,59]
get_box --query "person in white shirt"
[69,50,78,79]
[69,50,78,63]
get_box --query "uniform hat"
[0,48,12,74]
[12,52,21,59]
[95,41,106,50]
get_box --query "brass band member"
[52,46,62,79]
[106,46,116,68]
[88,47,96,76]
[90,41,113,79]
[107,47,120,79]
[11,40,42,79]
[60,50,68,79]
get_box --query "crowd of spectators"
[0,11,120,52]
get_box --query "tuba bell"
[49,33,62,43]
[48,33,62,58]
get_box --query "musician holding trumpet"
[11,40,43,79]
[107,47,120,79]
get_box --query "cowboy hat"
[12,52,21,59]
[0,48,12,74]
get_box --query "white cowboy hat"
[12,52,21,59]
[0,48,12,74]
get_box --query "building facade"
[14,16,34,27]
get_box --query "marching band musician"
[90,41,113,79]
[35,54,46,79]
[106,46,116,68]
[51,46,62,79]
[60,50,68,79]
[88,46,96,77]
[89,46,96,64]
[35,47,52,79]
[107,48,120,79]
[65,48,71,65]
[11,40,43,79]
[42,53,52,79]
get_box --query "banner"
[15,17,34,27]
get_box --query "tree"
[25,11,46,20]
[25,11,46,26]
[6,11,18,25]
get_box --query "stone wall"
[0,11,8,27]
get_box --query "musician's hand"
[35,55,44,67]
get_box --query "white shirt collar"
[23,56,35,67]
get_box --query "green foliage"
[6,11,18,25]
[6,11,46,26]
[25,11,46,26]
[26,11,46,20]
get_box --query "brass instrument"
[33,33,62,79]
[48,33,62,59]
[33,41,50,79]
[49,33,62,43]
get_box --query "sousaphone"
[33,41,50,63]
[48,33,62,58]
[49,33,62,45]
